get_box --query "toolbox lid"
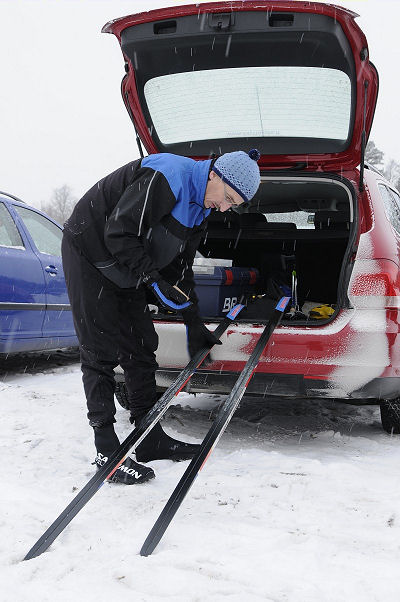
[193,266,259,285]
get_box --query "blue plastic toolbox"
[193,266,259,317]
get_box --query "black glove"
[143,274,192,312]
[182,306,222,359]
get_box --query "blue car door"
[12,204,76,339]
[0,199,46,352]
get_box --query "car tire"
[380,399,400,434]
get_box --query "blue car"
[0,192,77,354]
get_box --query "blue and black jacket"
[63,153,212,296]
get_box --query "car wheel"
[380,399,400,434]
[115,380,130,410]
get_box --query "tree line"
[365,140,400,189]
[41,184,77,225]
[42,141,400,225]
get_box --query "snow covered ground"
[2,359,400,602]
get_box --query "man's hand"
[143,274,192,312]
[182,306,222,359]
[185,320,222,359]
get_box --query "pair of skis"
[24,297,289,561]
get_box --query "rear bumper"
[154,307,400,399]
[155,369,400,401]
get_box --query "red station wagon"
[104,1,400,434]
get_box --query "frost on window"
[14,207,62,256]
[0,202,24,248]
[144,66,351,144]
[378,185,400,235]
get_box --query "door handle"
[45,265,58,276]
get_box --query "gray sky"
[0,0,398,208]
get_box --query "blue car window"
[14,206,62,256]
[0,202,24,248]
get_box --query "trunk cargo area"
[155,175,356,325]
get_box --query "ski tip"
[275,296,291,312]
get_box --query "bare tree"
[42,185,77,225]
[365,140,384,170]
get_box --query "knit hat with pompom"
[212,149,261,203]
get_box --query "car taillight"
[349,259,400,308]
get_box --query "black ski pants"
[61,234,159,428]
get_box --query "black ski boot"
[93,424,155,484]
[134,420,200,463]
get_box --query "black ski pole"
[24,304,245,561]
[140,296,290,557]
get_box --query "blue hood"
[141,154,211,228]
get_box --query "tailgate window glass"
[14,207,62,255]
[0,202,24,248]
[144,67,351,144]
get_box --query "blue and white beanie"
[213,149,261,203]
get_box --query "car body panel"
[12,202,75,339]
[0,196,78,354]
[103,0,378,171]
[154,310,390,397]
[0,200,46,346]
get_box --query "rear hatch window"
[145,66,351,147]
